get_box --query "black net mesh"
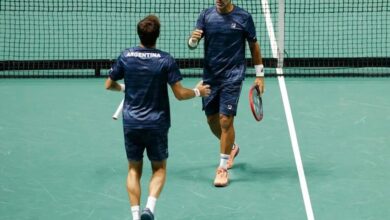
[0,0,389,78]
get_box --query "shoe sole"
[214,182,229,187]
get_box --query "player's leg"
[149,160,167,198]
[127,161,143,220]
[207,113,221,138]
[221,82,242,170]
[141,129,169,220]
[219,114,235,156]
[212,114,234,187]
[207,113,238,157]
[207,113,239,169]
[204,95,229,186]
[204,90,222,139]
[214,82,243,186]
[146,160,167,210]
[140,160,166,220]
[123,128,146,220]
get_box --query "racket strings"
[252,92,262,115]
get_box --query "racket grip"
[112,99,124,120]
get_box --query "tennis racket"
[249,85,263,121]
[112,99,124,120]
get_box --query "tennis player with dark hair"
[105,15,210,220]
[188,0,265,187]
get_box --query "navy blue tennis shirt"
[109,46,183,129]
[196,6,257,83]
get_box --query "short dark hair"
[137,15,160,47]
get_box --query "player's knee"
[151,165,167,181]
[151,160,167,173]
[219,115,233,131]
[207,114,219,126]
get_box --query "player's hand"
[254,77,265,94]
[196,80,211,97]
[191,29,203,42]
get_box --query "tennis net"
[0,0,389,78]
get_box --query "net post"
[277,0,285,69]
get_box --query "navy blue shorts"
[123,127,169,161]
[202,81,243,116]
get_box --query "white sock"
[131,206,140,220]
[219,154,229,169]
[146,196,157,214]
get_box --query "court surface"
[0,78,389,220]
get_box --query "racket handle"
[112,99,124,120]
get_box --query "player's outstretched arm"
[170,80,210,100]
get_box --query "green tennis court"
[1,78,389,219]
[1,0,390,219]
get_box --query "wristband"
[193,88,200,97]
[255,64,264,77]
[119,83,125,92]
[188,38,198,48]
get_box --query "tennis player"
[188,0,265,187]
[105,15,210,220]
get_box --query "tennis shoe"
[227,144,240,169]
[214,167,229,187]
[140,208,154,220]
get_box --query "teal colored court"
[1,78,389,219]
[1,0,390,219]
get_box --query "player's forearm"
[174,88,198,100]
[171,81,209,100]
[105,78,124,92]
[250,42,263,65]
[249,42,265,78]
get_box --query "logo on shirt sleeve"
[231,23,237,29]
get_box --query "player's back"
[117,46,180,129]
